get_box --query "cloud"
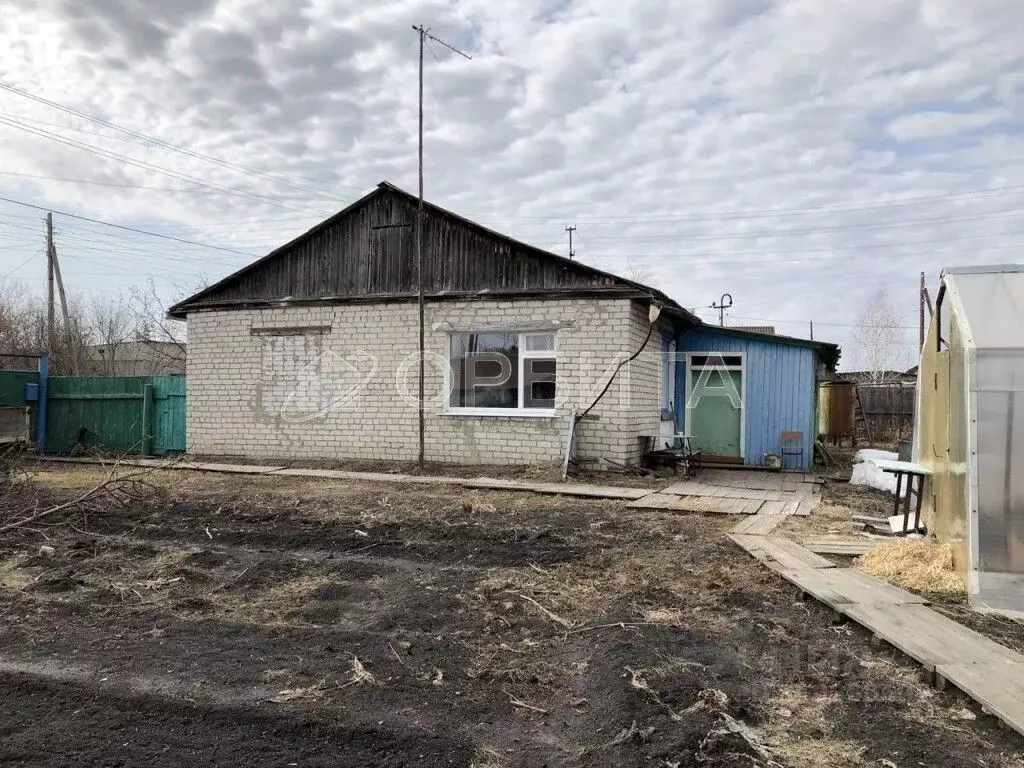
[0,0,1022,367]
[887,109,1009,141]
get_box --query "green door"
[688,369,742,458]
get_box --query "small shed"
[916,264,1024,613]
[674,326,839,470]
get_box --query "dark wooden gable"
[170,183,668,316]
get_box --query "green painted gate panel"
[0,370,38,439]
[45,375,186,456]
[0,371,37,407]
[152,376,186,454]
[46,377,148,454]
[689,370,743,458]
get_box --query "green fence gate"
[46,375,187,455]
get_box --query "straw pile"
[857,539,966,598]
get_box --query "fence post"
[36,356,48,455]
[142,383,155,456]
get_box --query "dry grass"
[470,746,508,768]
[777,501,856,537]
[211,573,335,625]
[756,687,870,768]
[857,539,966,598]
[0,555,32,591]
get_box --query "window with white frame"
[448,331,556,414]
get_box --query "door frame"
[659,335,677,445]
[684,351,746,459]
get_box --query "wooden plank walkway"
[661,481,784,502]
[628,494,762,515]
[37,457,651,501]
[802,537,880,556]
[729,510,1024,738]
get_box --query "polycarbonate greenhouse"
[916,264,1024,614]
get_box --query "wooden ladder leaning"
[853,385,873,447]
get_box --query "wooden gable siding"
[186,188,619,309]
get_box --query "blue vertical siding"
[675,329,817,469]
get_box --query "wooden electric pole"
[46,213,55,359]
[919,271,926,351]
[412,24,471,469]
[50,232,76,374]
[565,225,576,259]
[809,320,814,341]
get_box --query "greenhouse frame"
[916,264,1024,614]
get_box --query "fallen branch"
[509,592,573,629]
[568,621,678,634]
[0,463,152,534]
[502,688,548,715]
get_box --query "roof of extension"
[693,325,841,369]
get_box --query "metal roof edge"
[942,263,1024,276]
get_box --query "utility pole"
[809,321,814,341]
[46,213,55,357]
[919,271,926,351]
[711,293,733,326]
[565,225,576,259]
[49,223,77,374]
[412,24,471,469]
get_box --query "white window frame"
[444,331,557,418]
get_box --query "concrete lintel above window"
[441,408,556,418]
[250,325,332,336]
[438,319,575,333]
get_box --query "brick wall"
[186,296,665,466]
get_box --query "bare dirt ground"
[1,465,1023,767]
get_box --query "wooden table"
[871,458,932,534]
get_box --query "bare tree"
[850,288,912,381]
[0,283,90,373]
[86,293,134,376]
[622,258,655,286]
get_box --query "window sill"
[442,408,557,419]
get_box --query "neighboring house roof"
[732,325,775,335]
[169,181,698,324]
[825,370,915,384]
[690,325,841,371]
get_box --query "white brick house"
[171,182,698,467]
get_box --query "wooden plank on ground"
[742,514,788,535]
[627,494,757,514]
[778,566,929,606]
[936,661,1024,738]
[802,537,879,556]
[741,536,837,571]
[794,491,817,516]
[843,604,1022,671]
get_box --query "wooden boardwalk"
[730,509,1024,737]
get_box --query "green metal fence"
[0,370,186,455]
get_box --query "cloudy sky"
[0,0,1022,369]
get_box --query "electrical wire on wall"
[563,303,663,477]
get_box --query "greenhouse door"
[686,353,744,461]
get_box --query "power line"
[0,194,259,256]
[0,169,331,200]
[573,207,1023,243]
[0,113,333,215]
[455,184,1024,224]
[0,81,368,200]
[573,227,1024,261]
